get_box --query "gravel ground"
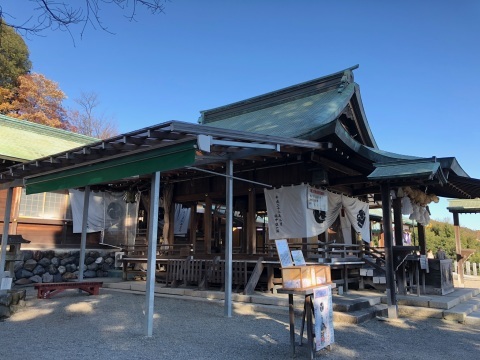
[2,287,480,360]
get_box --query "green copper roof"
[202,83,355,139]
[367,160,445,182]
[0,115,98,162]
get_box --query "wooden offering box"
[281,265,331,289]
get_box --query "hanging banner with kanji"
[264,184,328,239]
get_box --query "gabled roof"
[0,114,97,163]
[200,65,378,148]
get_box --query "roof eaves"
[200,65,359,124]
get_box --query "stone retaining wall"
[12,250,116,286]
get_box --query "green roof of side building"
[0,114,98,162]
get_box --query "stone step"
[333,305,383,324]
[333,296,381,313]
[443,295,480,322]
[465,310,480,326]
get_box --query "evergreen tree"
[0,20,32,88]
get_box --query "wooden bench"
[34,281,103,299]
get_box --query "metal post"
[453,212,464,287]
[78,186,90,282]
[381,183,398,318]
[0,187,13,279]
[145,171,160,336]
[225,159,233,317]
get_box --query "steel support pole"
[78,186,90,282]
[453,212,464,287]
[145,171,160,336]
[225,160,233,317]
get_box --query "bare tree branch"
[1,1,166,38]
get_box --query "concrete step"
[332,295,381,313]
[443,294,480,322]
[465,310,480,326]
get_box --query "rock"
[14,261,25,272]
[15,269,33,279]
[85,257,95,265]
[87,263,98,271]
[88,251,100,259]
[23,259,37,272]
[105,257,115,265]
[22,250,33,261]
[66,264,77,272]
[47,264,58,275]
[96,270,107,277]
[0,292,12,306]
[102,263,112,271]
[60,256,76,266]
[42,273,54,283]
[44,250,55,259]
[29,275,42,283]
[83,270,97,278]
[51,257,60,266]
[53,273,63,282]
[57,265,66,274]
[62,272,77,280]
[32,251,43,261]
[95,257,104,264]
[9,289,26,303]
[0,305,11,319]
[38,257,51,267]
[33,265,46,276]
[15,278,32,286]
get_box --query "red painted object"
[34,281,103,299]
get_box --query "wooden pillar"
[204,195,212,254]
[381,183,398,318]
[247,188,256,254]
[392,196,406,295]
[393,197,403,246]
[168,204,175,245]
[1,187,13,279]
[189,204,198,254]
[453,212,464,287]
[418,224,426,255]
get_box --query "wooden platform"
[34,281,103,299]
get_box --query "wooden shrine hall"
[2,65,480,334]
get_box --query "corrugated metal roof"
[0,115,97,161]
[203,84,355,139]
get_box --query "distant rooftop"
[0,114,98,163]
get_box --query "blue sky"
[4,1,480,229]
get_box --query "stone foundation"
[12,250,116,286]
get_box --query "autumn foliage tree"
[0,73,67,128]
